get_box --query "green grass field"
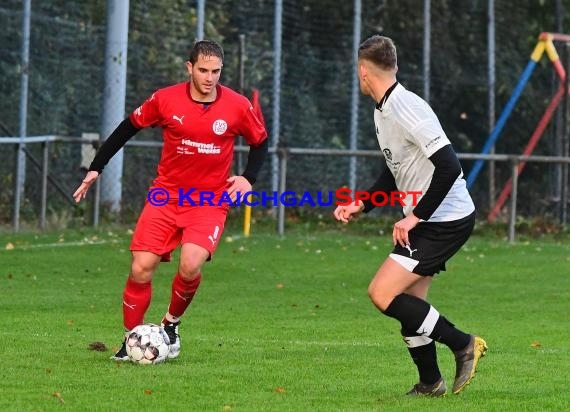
[1,222,569,411]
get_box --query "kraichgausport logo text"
[147,188,422,207]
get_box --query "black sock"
[401,327,441,385]
[384,293,470,352]
[430,316,470,352]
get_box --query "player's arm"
[73,118,141,203]
[360,167,398,213]
[241,138,268,185]
[226,97,269,200]
[411,144,462,220]
[226,138,268,202]
[88,117,141,173]
[334,167,397,223]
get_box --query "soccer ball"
[125,323,170,365]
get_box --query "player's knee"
[178,260,202,280]
[130,261,154,283]
[368,284,390,312]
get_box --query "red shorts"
[130,201,228,262]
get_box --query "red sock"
[122,277,152,330]
[164,272,202,321]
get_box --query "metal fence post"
[277,148,287,236]
[93,178,101,228]
[271,0,283,195]
[561,42,570,226]
[348,0,361,191]
[40,140,48,230]
[100,0,129,214]
[13,0,32,233]
[508,157,518,243]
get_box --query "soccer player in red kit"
[73,40,268,360]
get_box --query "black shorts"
[390,211,475,276]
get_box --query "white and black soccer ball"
[125,323,170,365]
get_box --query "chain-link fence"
[1,0,569,231]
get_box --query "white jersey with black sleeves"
[374,83,475,222]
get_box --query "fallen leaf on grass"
[88,342,107,352]
[144,389,152,395]
[53,392,65,403]
[275,387,286,393]
[530,342,542,348]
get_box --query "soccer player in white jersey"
[333,35,487,396]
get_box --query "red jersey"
[129,82,267,199]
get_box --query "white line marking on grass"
[2,239,118,251]
[194,336,381,348]
[283,339,382,348]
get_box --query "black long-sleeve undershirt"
[362,145,462,220]
[88,117,140,173]
[412,145,462,220]
[361,167,398,213]
[241,138,268,185]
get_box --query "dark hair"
[188,39,224,64]
[358,35,397,70]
